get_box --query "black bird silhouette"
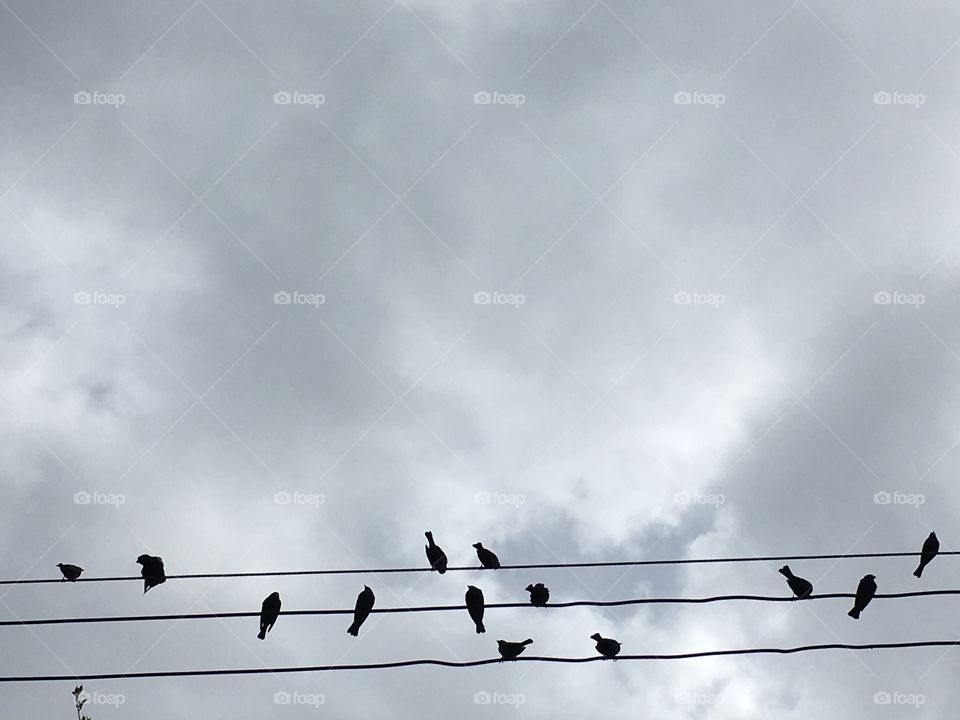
[526,583,550,606]
[424,531,447,574]
[56,563,83,582]
[347,585,375,636]
[473,542,500,569]
[136,555,165,594]
[778,565,813,599]
[914,532,940,578]
[848,574,877,619]
[497,638,533,660]
[465,585,486,633]
[258,591,281,640]
[591,633,621,658]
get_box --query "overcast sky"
[2,0,960,717]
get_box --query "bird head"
[930,532,938,539]
[590,633,602,641]
[473,542,484,549]
[864,574,876,581]
[364,585,371,592]
[467,585,478,591]
[136,554,151,565]
[424,531,433,540]
[525,584,535,592]
[56,563,65,569]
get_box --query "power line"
[2,640,957,682]
[2,549,948,586]
[4,589,960,628]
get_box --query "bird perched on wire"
[347,585,375,637]
[425,531,447,574]
[466,585,486,633]
[914,532,939,578]
[778,565,813,599]
[591,633,621,658]
[258,591,282,640]
[497,638,533,660]
[473,542,500,569]
[848,574,877,619]
[56,563,83,582]
[526,583,549,606]
[136,555,166,594]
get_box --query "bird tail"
[347,624,359,636]
[521,639,533,646]
[257,628,266,640]
[848,608,860,619]
[476,623,486,634]
[913,565,923,578]
[437,567,446,574]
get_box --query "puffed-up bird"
[258,591,282,640]
[473,542,500,569]
[425,531,448,574]
[778,565,813,599]
[497,638,533,660]
[526,583,550,607]
[848,574,877,619]
[591,633,621,658]
[466,585,486,633]
[914,532,940,578]
[56,563,83,582]
[136,554,166,594]
[347,585,375,636]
